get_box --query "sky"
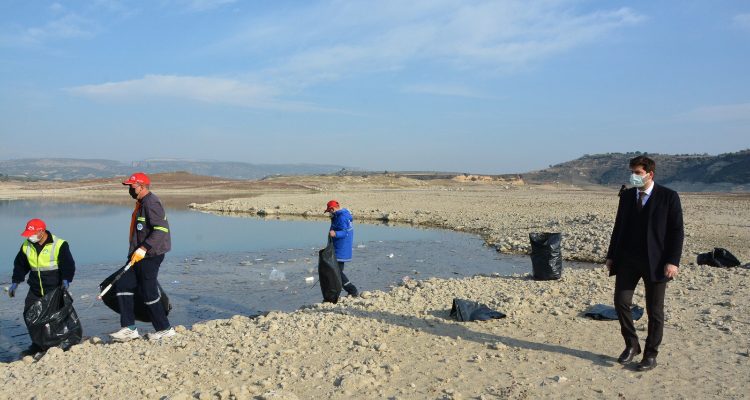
[1,0,749,174]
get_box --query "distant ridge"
[523,149,750,191]
[0,158,350,181]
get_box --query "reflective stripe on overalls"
[22,234,64,297]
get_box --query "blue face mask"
[629,173,647,188]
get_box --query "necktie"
[637,191,644,211]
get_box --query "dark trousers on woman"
[115,254,170,331]
[614,257,667,358]
[337,261,359,296]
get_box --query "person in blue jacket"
[325,200,359,297]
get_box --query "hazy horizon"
[2,1,749,174]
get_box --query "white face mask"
[27,234,41,243]
[629,172,651,188]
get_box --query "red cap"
[122,172,150,186]
[325,200,340,213]
[21,218,46,237]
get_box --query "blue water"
[0,200,453,273]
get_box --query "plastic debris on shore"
[269,268,286,281]
[305,276,314,284]
[387,253,395,258]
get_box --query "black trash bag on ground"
[99,266,172,322]
[584,304,644,321]
[318,239,342,303]
[529,232,563,280]
[23,286,82,351]
[450,298,506,322]
[697,248,741,268]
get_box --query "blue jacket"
[330,208,354,262]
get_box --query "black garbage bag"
[23,287,82,351]
[529,232,563,280]
[318,239,342,303]
[584,304,644,321]
[450,298,506,322]
[99,266,172,322]
[697,248,741,268]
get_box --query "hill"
[523,150,750,191]
[0,158,349,181]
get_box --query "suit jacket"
[606,183,685,282]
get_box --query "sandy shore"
[1,267,748,399]
[1,177,749,399]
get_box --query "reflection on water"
[0,200,452,271]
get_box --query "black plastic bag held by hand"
[98,265,172,322]
[318,238,342,303]
[23,287,83,351]
[529,232,563,280]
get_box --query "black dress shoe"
[636,357,657,371]
[617,346,641,364]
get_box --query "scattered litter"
[305,277,315,284]
[171,280,180,284]
[584,304,643,320]
[415,259,425,263]
[255,258,264,262]
[387,253,395,258]
[80,294,90,300]
[450,298,506,321]
[697,248,741,268]
[401,276,412,285]
[356,244,366,248]
[277,261,285,264]
[269,268,286,281]
[240,261,254,266]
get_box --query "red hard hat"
[122,172,150,186]
[21,218,46,237]
[325,200,340,213]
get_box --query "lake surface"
[0,200,591,362]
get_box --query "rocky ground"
[1,266,748,399]
[1,177,748,399]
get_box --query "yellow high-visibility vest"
[21,234,66,296]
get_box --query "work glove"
[62,280,70,290]
[130,248,147,265]
[8,282,18,298]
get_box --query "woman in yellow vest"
[8,218,76,354]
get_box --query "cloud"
[734,13,750,30]
[49,3,65,13]
[0,12,98,47]
[177,0,237,12]
[219,1,644,88]
[402,84,497,99]
[66,74,329,112]
[681,103,750,122]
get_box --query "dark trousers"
[614,258,667,358]
[337,262,358,295]
[115,254,170,331]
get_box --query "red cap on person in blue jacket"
[325,200,339,213]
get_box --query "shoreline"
[1,179,749,399]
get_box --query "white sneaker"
[109,327,139,342]
[148,327,176,341]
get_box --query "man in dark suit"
[606,156,684,371]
